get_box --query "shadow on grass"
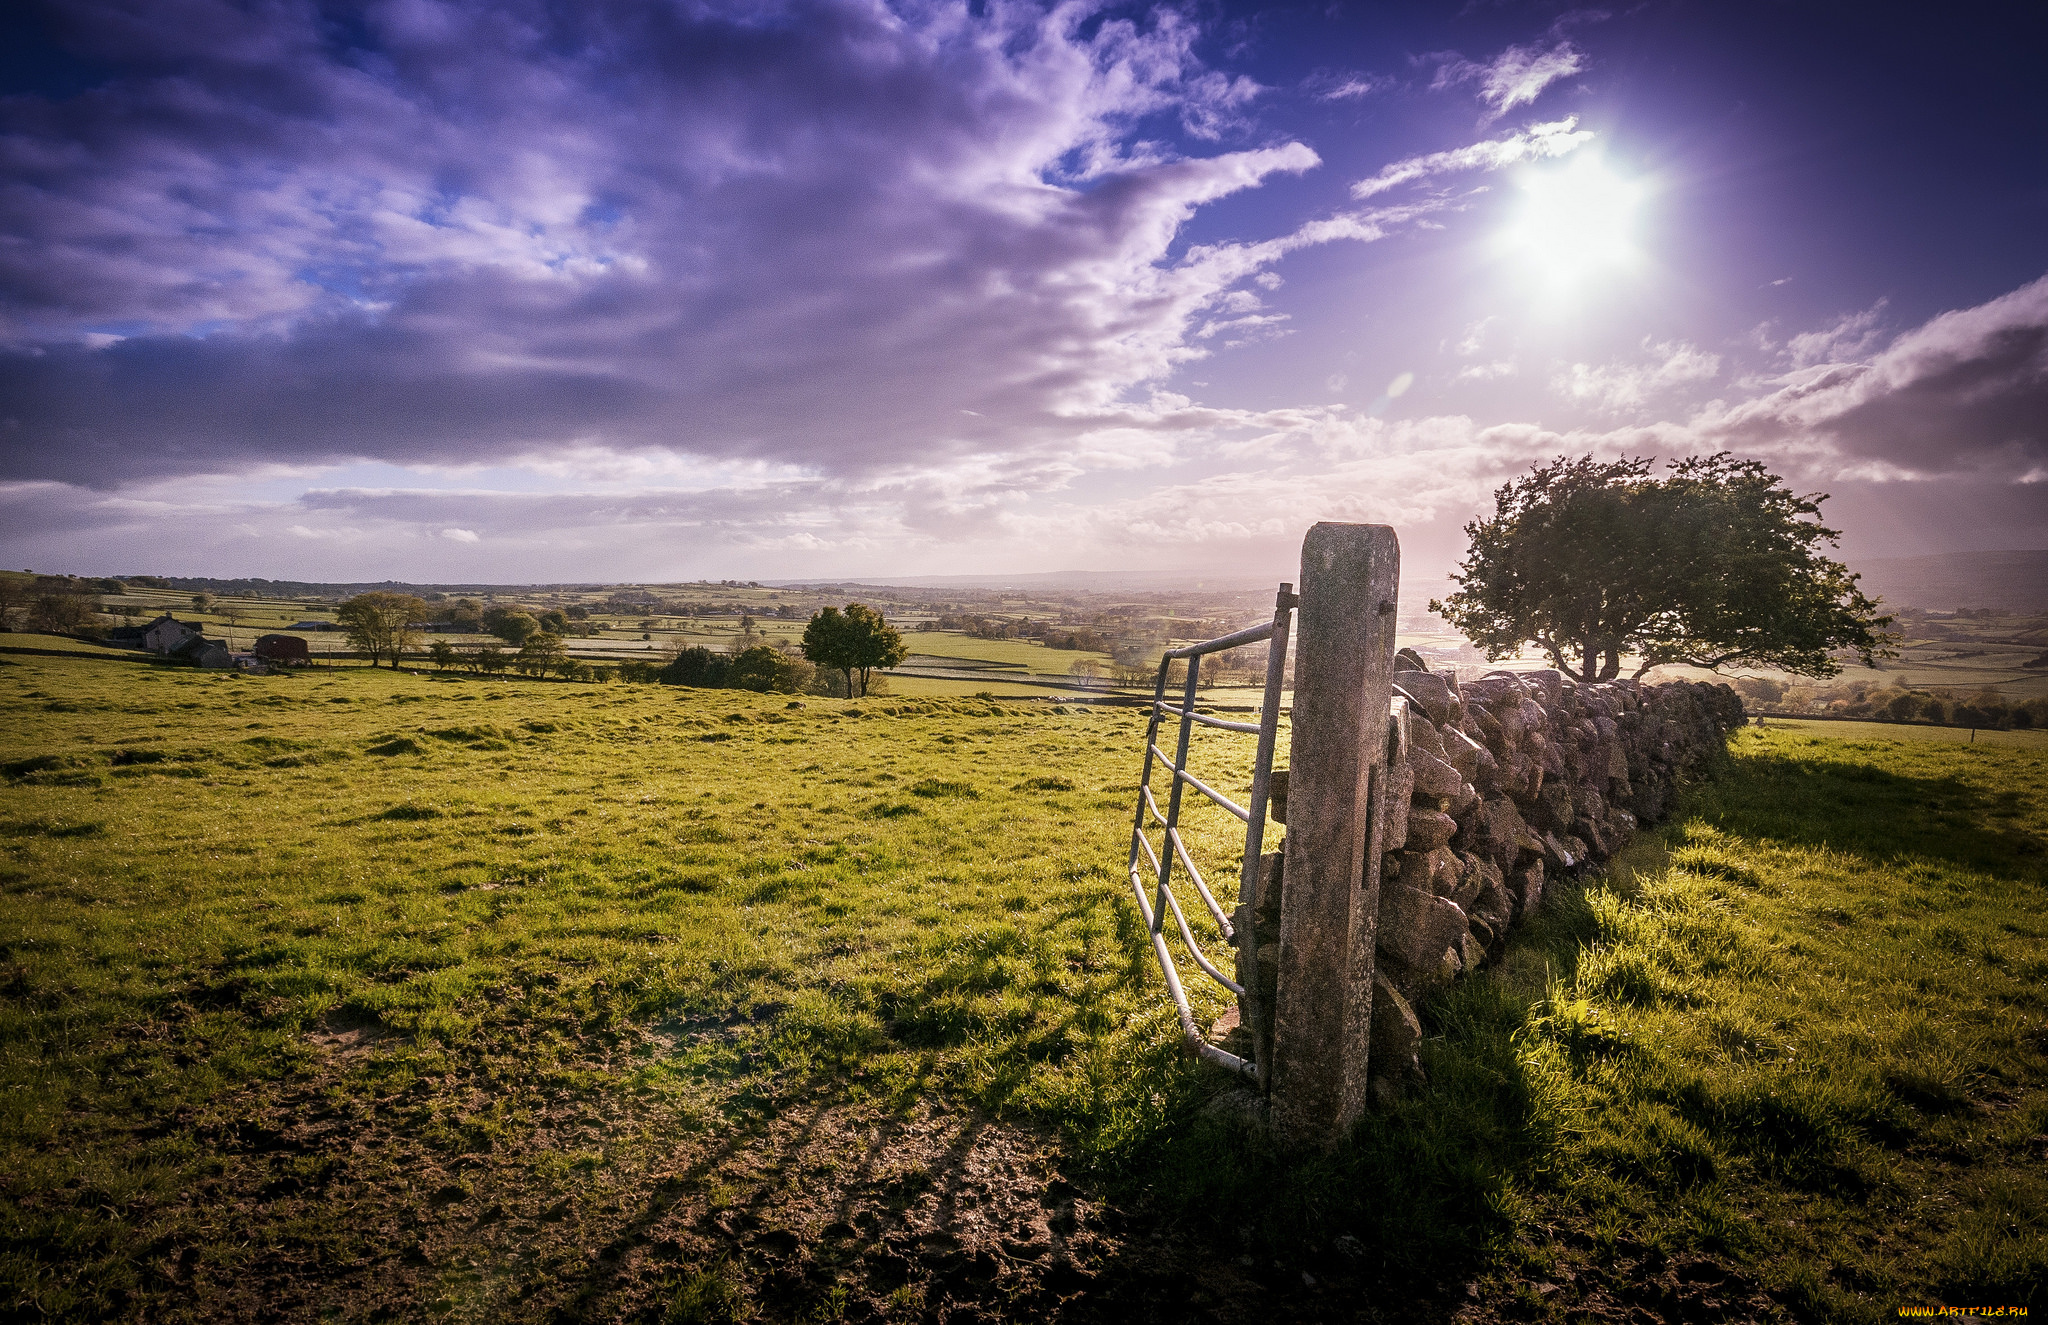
[1068,904,1604,1323]
[1703,748,2045,879]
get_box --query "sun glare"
[1502,153,1642,288]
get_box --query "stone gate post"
[1268,522,1399,1147]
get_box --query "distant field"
[0,632,141,656]
[3,655,2042,1320]
[878,675,1086,699]
[895,632,1109,672]
[1750,716,2048,749]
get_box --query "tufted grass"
[1143,724,2048,1319]
[0,654,1280,1319]
[4,654,2045,1321]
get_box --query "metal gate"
[1125,584,1296,1084]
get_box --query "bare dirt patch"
[123,1025,1160,1324]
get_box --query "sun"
[1501,153,1643,288]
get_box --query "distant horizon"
[12,546,2044,613]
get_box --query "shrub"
[659,646,731,689]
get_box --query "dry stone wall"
[1246,661,1744,1099]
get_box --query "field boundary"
[1749,710,2036,732]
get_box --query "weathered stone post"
[1268,522,1399,1147]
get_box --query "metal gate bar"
[1125,584,1296,1085]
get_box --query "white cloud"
[1553,340,1723,412]
[1318,74,1392,101]
[1453,316,1499,357]
[440,527,480,543]
[1431,42,1585,123]
[1786,300,1891,367]
[1351,117,1593,199]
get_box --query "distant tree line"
[1733,676,2044,730]
[923,613,1114,652]
[337,594,908,698]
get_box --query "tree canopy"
[1430,453,1893,681]
[484,607,540,644]
[336,592,428,667]
[514,632,566,676]
[800,603,908,697]
[727,644,813,693]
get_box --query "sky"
[1,0,2044,588]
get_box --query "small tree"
[29,592,94,635]
[428,640,460,671]
[515,633,566,676]
[658,646,731,689]
[728,644,813,693]
[1432,454,1893,681]
[484,607,541,645]
[800,603,908,698]
[0,578,22,631]
[337,592,427,667]
[463,643,507,675]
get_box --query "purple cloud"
[1704,274,2048,476]
[0,0,1336,488]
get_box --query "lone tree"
[1431,453,1893,681]
[337,591,428,667]
[801,603,908,697]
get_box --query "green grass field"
[0,632,149,657]
[893,633,1109,672]
[2,656,2043,1322]
[1752,716,2048,750]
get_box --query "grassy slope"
[1148,726,2047,1321]
[0,655,1246,1321]
[0,632,149,656]
[3,657,2044,1322]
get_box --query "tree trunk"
[1599,647,1621,681]
[1580,638,1599,683]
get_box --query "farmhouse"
[142,613,202,654]
[254,633,311,665]
[170,636,231,668]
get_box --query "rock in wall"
[1368,665,1743,1088]
[1239,666,1744,1099]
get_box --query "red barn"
[254,633,312,665]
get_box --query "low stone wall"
[1247,662,1743,1098]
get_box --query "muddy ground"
[97,1017,1793,1325]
